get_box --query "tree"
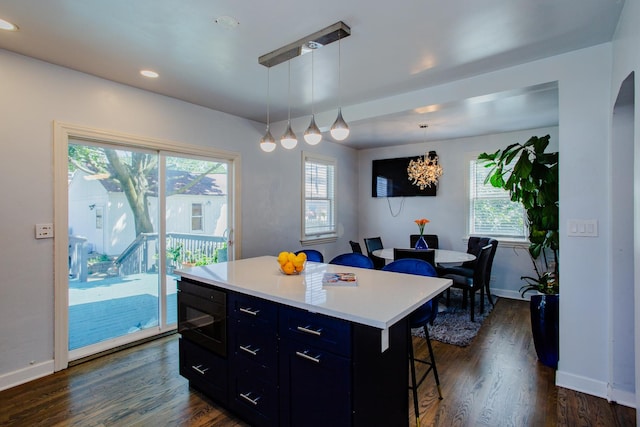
[68,145,222,236]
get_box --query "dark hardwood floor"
[0,299,635,426]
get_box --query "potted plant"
[478,134,559,368]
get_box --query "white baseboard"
[556,370,608,400]
[0,360,54,392]
[492,288,527,300]
[608,388,636,408]
[557,370,637,409]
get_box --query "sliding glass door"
[67,141,231,359]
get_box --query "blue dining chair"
[329,253,375,269]
[382,258,443,424]
[295,249,324,263]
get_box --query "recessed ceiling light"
[140,70,159,78]
[214,16,239,30]
[0,18,18,31]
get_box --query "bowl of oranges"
[277,251,307,275]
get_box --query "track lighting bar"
[258,21,351,68]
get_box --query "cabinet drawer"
[231,323,278,381]
[179,338,227,404]
[279,306,351,356]
[229,292,277,326]
[230,367,278,427]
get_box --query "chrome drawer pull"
[295,351,321,363]
[296,325,322,336]
[239,345,260,356]
[191,364,209,375]
[239,392,261,406]
[239,307,260,316]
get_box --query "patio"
[69,273,178,350]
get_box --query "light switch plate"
[567,219,598,237]
[36,223,54,239]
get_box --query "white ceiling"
[0,0,624,149]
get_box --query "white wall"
[358,126,559,299]
[0,49,358,389]
[610,0,640,415]
[354,44,621,400]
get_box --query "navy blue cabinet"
[179,337,228,405]
[179,281,409,427]
[228,293,279,426]
[279,305,352,426]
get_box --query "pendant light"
[330,33,350,141]
[304,48,322,145]
[260,67,276,152]
[280,60,298,149]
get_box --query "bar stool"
[382,258,443,425]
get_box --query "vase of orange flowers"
[414,218,430,249]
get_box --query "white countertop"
[176,255,452,332]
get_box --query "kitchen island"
[176,256,451,427]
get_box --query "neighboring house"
[68,170,228,256]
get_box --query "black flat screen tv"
[372,156,437,197]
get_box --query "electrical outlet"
[35,223,54,239]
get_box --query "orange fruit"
[278,251,289,265]
[282,261,295,274]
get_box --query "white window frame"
[466,152,528,243]
[191,202,204,232]
[301,152,337,245]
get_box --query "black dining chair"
[329,253,374,269]
[409,234,439,249]
[349,240,363,254]
[442,244,493,322]
[393,248,436,268]
[363,237,386,270]
[382,258,443,425]
[440,237,498,305]
[295,249,324,263]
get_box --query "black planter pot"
[530,294,559,369]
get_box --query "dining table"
[373,248,475,265]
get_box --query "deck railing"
[92,232,229,277]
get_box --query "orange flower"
[414,218,430,235]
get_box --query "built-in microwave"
[177,278,227,357]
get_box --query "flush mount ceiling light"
[258,21,350,151]
[407,124,443,190]
[140,70,159,78]
[0,18,18,31]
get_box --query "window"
[302,152,337,242]
[191,203,203,231]
[468,158,526,239]
[95,207,103,229]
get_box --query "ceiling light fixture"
[258,21,350,151]
[260,67,276,152]
[304,48,322,145]
[407,124,443,190]
[140,70,159,78]
[280,60,298,149]
[0,18,18,31]
[330,32,349,141]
